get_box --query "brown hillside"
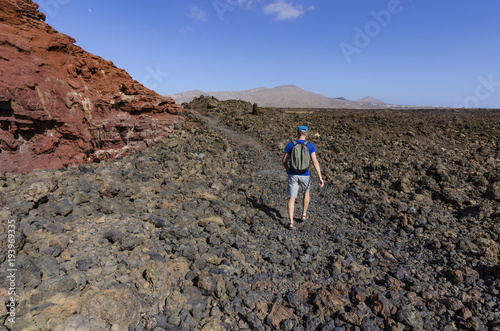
[169,85,389,109]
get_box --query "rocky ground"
[1,97,499,330]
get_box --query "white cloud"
[187,4,207,21]
[263,0,304,21]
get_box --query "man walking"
[282,126,324,229]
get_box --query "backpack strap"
[290,141,308,153]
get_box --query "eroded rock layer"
[0,0,183,173]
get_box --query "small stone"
[55,199,75,216]
[396,305,424,329]
[45,222,65,233]
[120,235,144,251]
[443,297,464,312]
[267,302,297,329]
[197,271,217,296]
[103,229,122,244]
[60,251,71,261]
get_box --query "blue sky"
[34,0,500,108]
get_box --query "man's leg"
[300,175,311,219]
[287,175,299,228]
[302,191,310,219]
[288,197,296,226]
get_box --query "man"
[282,126,324,229]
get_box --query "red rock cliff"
[0,0,184,173]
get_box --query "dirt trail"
[198,114,285,178]
[197,113,332,232]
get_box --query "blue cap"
[298,126,308,133]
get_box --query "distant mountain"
[358,96,386,104]
[168,85,389,109]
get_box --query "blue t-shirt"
[284,140,316,176]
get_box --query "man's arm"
[282,153,290,173]
[310,152,325,187]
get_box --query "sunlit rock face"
[0,0,183,173]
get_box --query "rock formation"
[0,0,183,173]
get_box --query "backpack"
[289,141,310,174]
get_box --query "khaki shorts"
[287,175,311,198]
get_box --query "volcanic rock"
[1,104,499,330]
[0,0,184,173]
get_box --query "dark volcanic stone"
[55,199,75,216]
[120,235,145,251]
[103,229,123,244]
